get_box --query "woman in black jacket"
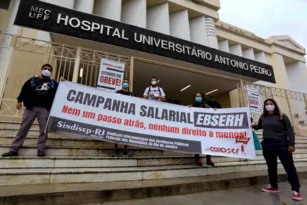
[252,98,302,201]
[189,92,214,167]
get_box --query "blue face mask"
[123,83,129,89]
[195,97,202,103]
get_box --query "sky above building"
[219,0,307,53]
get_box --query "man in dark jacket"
[2,64,62,157]
[207,96,222,109]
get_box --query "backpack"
[31,76,55,89]
[147,86,162,96]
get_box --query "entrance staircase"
[1,122,307,204]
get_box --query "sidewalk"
[105,180,307,205]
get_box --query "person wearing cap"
[2,64,64,157]
[143,77,166,101]
[113,79,133,157]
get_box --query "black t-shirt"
[116,90,133,96]
[207,100,222,109]
[17,76,58,110]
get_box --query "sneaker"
[123,151,132,158]
[292,191,302,201]
[2,151,18,157]
[196,159,203,167]
[261,185,279,193]
[37,151,45,157]
[206,159,215,167]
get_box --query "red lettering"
[100,76,121,86]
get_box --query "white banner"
[247,87,262,114]
[97,58,124,92]
[48,82,256,159]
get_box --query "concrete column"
[170,10,190,41]
[42,0,74,8]
[243,48,255,60]
[72,47,82,83]
[286,61,307,93]
[229,89,240,108]
[122,0,146,28]
[230,44,243,56]
[205,17,218,49]
[147,3,170,35]
[255,51,266,63]
[3,0,21,36]
[94,0,122,21]
[189,16,208,46]
[74,0,94,13]
[218,40,230,52]
[0,0,21,97]
[271,53,290,89]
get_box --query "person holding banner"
[143,77,166,102]
[113,80,133,157]
[252,99,302,201]
[2,64,64,158]
[189,92,215,167]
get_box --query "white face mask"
[151,81,157,86]
[265,105,275,112]
[42,70,51,78]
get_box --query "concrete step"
[1,154,307,169]
[0,159,307,186]
[0,156,219,168]
[2,143,307,157]
[1,168,307,205]
[0,145,184,157]
[0,136,131,149]
[0,122,39,131]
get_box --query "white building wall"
[121,0,146,28]
[170,10,190,41]
[94,0,122,21]
[286,61,307,93]
[189,16,208,46]
[218,40,230,52]
[271,53,291,89]
[229,44,243,56]
[75,0,94,14]
[205,17,218,49]
[243,48,255,60]
[147,3,170,35]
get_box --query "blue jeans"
[263,145,300,192]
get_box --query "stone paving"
[105,180,307,205]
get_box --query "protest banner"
[97,58,124,92]
[247,87,262,114]
[47,82,256,159]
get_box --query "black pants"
[195,154,211,161]
[263,145,300,192]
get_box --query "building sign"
[97,58,124,92]
[47,81,256,159]
[247,87,262,114]
[15,0,275,83]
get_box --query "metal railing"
[0,33,131,121]
[243,82,307,127]
[0,99,24,118]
